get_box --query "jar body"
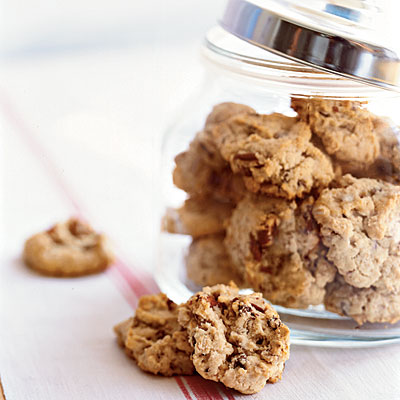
[157,28,400,344]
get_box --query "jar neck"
[202,27,398,101]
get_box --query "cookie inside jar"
[162,99,400,326]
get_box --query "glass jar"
[156,21,400,346]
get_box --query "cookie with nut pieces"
[178,283,290,394]
[23,218,114,277]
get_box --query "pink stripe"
[113,258,154,298]
[218,385,236,400]
[106,267,137,308]
[174,377,193,400]
[0,93,84,216]
[184,376,224,400]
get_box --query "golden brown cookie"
[212,113,334,199]
[23,218,114,277]
[225,194,336,308]
[313,175,400,289]
[185,234,244,287]
[173,103,254,204]
[291,97,379,175]
[324,273,400,325]
[162,197,234,238]
[363,117,400,184]
[114,293,194,376]
[178,283,290,394]
[205,102,256,127]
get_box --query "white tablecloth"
[1,44,400,400]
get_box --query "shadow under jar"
[157,3,400,347]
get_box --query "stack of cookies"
[164,100,400,325]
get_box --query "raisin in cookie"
[178,284,290,394]
[225,195,335,308]
[185,234,244,287]
[23,218,114,277]
[313,175,400,289]
[324,274,400,325]
[114,293,194,376]
[292,97,379,175]
[212,113,334,199]
[162,197,233,238]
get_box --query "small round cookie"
[364,117,400,184]
[173,103,255,204]
[225,195,336,308]
[178,283,290,394]
[173,143,245,204]
[313,175,400,289]
[291,97,379,174]
[185,234,244,287]
[162,197,234,238]
[205,102,256,127]
[114,293,194,376]
[324,274,400,325]
[212,113,334,199]
[23,218,114,277]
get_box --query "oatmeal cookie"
[205,102,256,127]
[173,103,254,203]
[162,197,234,238]
[23,218,114,277]
[178,283,290,394]
[114,293,194,376]
[324,274,400,325]
[364,117,400,184]
[291,97,379,174]
[212,113,334,199]
[185,234,243,287]
[313,175,400,289]
[225,195,335,308]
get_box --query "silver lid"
[220,0,400,91]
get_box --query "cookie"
[173,148,245,204]
[185,234,244,287]
[23,218,114,277]
[225,195,335,308]
[178,283,290,394]
[205,102,256,127]
[313,175,400,289]
[324,274,400,325]
[291,97,379,174]
[114,293,194,376]
[363,117,400,184]
[162,197,233,238]
[212,113,334,199]
[173,103,254,203]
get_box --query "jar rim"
[202,27,398,99]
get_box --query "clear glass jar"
[156,26,400,347]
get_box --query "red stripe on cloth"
[184,376,224,400]
[113,259,154,299]
[0,93,84,216]
[106,267,137,308]
[174,377,193,400]
[218,385,236,400]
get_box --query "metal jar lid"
[220,0,400,91]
